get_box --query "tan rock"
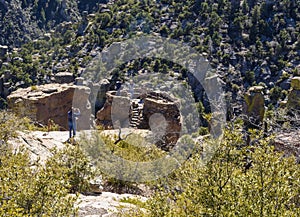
[286,77,300,111]
[8,131,67,164]
[272,131,300,163]
[55,72,74,84]
[7,83,91,130]
[287,89,300,110]
[291,77,300,90]
[248,85,264,93]
[142,93,181,150]
[243,86,265,128]
[96,91,130,129]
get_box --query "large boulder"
[287,77,300,111]
[94,79,111,114]
[291,77,300,90]
[243,86,265,128]
[54,72,74,84]
[7,83,91,130]
[272,131,300,163]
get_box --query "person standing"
[68,107,80,139]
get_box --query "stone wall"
[141,93,181,150]
[96,90,181,150]
[96,91,131,129]
[7,83,91,130]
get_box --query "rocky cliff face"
[7,83,91,130]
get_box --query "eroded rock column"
[243,86,265,129]
[287,77,300,112]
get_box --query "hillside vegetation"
[0,0,299,111]
[0,1,300,216]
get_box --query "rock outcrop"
[243,86,265,128]
[91,79,111,115]
[54,72,74,84]
[7,83,91,130]
[272,131,300,163]
[77,192,147,217]
[8,131,67,163]
[287,77,300,111]
[96,90,131,129]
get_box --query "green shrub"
[0,111,29,144]
[270,86,283,103]
[0,111,95,216]
[0,147,78,216]
[46,144,95,193]
[121,127,300,216]
[79,130,166,190]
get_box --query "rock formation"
[96,90,131,129]
[90,79,111,115]
[8,131,67,163]
[243,85,265,128]
[54,72,74,84]
[140,92,181,150]
[96,90,181,150]
[287,77,300,111]
[272,131,300,163]
[7,83,91,130]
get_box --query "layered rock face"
[243,86,265,128]
[7,83,91,130]
[287,77,300,111]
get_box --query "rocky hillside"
[0,0,108,47]
[0,0,300,115]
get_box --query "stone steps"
[129,103,143,128]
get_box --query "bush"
[0,147,78,216]
[0,111,95,216]
[79,130,166,191]
[46,144,95,193]
[0,111,29,144]
[121,127,300,216]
